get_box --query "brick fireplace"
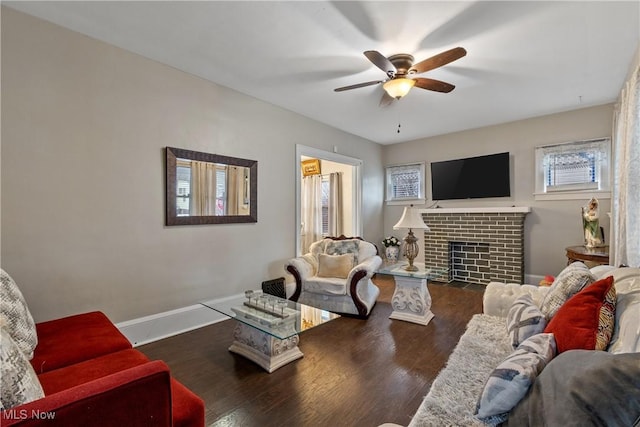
[421,208,530,285]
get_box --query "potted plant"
[382,236,401,263]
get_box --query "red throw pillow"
[544,275,616,353]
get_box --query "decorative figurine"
[582,197,604,248]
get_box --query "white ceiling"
[5,1,639,145]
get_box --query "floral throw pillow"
[506,294,547,350]
[0,269,38,359]
[0,324,45,410]
[325,240,359,264]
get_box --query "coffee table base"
[390,276,434,326]
[229,322,303,373]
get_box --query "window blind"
[321,178,330,236]
[387,164,422,200]
[539,138,609,192]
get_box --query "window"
[321,176,330,236]
[215,167,226,215]
[534,138,611,200]
[175,160,230,215]
[385,162,425,204]
[176,162,191,216]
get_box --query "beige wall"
[0,8,384,323]
[383,104,614,278]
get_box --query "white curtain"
[611,58,640,267]
[300,306,326,330]
[328,172,343,237]
[191,160,217,216]
[301,175,322,253]
[227,166,240,215]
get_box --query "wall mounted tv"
[430,152,511,200]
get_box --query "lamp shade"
[383,78,416,99]
[393,206,430,231]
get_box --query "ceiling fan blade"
[379,92,395,107]
[364,50,396,77]
[410,47,467,74]
[334,80,384,92]
[414,78,456,93]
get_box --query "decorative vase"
[385,246,400,264]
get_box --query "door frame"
[295,144,363,256]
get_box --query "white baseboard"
[117,276,547,347]
[116,295,239,347]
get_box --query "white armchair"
[285,236,382,318]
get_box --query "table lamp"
[393,205,430,271]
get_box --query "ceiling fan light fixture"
[383,78,415,99]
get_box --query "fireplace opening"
[449,241,491,285]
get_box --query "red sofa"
[1,311,204,427]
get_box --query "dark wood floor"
[139,276,484,427]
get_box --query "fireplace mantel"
[421,207,531,214]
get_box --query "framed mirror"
[165,147,257,225]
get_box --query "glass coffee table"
[378,262,448,325]
[201,290,339,372]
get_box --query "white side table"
[378,263,448,325]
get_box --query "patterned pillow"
[540,262,594,320]
[0,324,45,410]
[596,280,617,350]
[506,294,547,349]
[544,275,617,353]
[325,240,359,264]
[0,269,37,359]
[475,333,556,420]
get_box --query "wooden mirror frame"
[165,147,258,226]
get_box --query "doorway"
[296,145,362,255]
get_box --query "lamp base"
[402,229,420,272]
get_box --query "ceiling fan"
[334,47,467,106]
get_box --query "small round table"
[565,245,609,266]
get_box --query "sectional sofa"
[383,264,640,426]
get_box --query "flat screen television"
[430,152,510,200]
